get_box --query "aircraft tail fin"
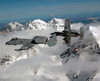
[47,34,57,47]
[80,27,84,40]
[64,19,71,33]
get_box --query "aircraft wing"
[15,43,35,51]
[6,38,32,45]
[50,32,64,36]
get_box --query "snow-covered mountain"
[49,18,65,31]
[25,18,65,31]
[1,17,100,33]
[87,17,100,23]
[6,22,24,32]
[0,18,100,81]
[0,18,84,33]
[26,19,48,30]
[60,27,100,81]
[49,18,64,25]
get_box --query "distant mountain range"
[0,17,100,35]
[0,17,100,81]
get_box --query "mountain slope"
[0,19,100,81]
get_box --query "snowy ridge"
[4,18,65,32]
[6,22,24,32]
[4,18,84,33]
[26,19,48,30]
[49,18,65,31]
[0,28,68,81]
[0,19,100,81]
[2,17,100,33]
[87,17,100,23]
[49,18,64,25]
[60,23,100,81]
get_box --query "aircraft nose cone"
[5,42,9,45]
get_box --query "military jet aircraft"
[6,34,57,51]
[51,19,84,45]
[60,34,100,63]
[5,19,84,51]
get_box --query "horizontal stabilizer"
[50,32,64,36]
[15,43,34,51]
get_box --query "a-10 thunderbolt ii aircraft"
[5,19,84,51]
[6,34,57,51]
[51,19,84,45]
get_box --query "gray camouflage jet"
[5,19,84,51]
[6,34,57,51]
[51,19,84,45]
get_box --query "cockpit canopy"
[10,38,18,41]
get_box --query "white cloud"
[0,20,100,81]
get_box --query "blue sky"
[0,0,100,23]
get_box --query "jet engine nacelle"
[31,36,48,44]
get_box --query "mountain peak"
[6,22,24,32]
[49,18,65,25]
[26,19,48,30]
